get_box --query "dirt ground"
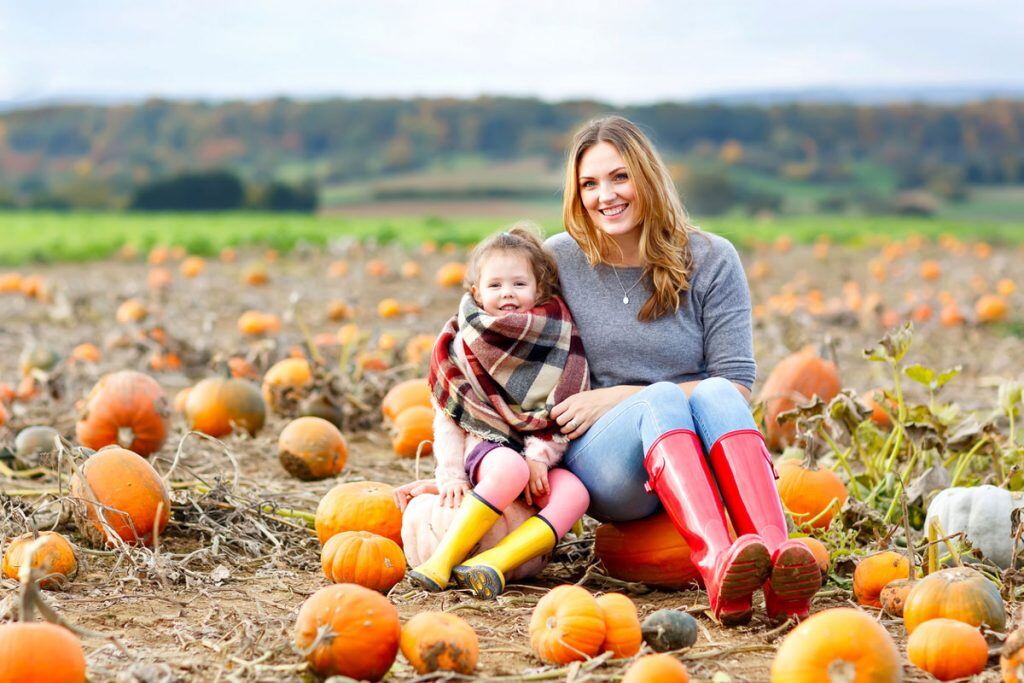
[1,237,1021,681]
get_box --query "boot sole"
[770,545,822,601]
[407,570,445,592]
[716,539,771,625]
[451,565,503,600]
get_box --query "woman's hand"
[439,480,472,508]
[392,479,439,512]
[552,386,637,440]
[524,460,549,506]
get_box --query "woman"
[546,116,820,625]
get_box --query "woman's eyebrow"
[579,166,626,180]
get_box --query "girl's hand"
[524,460,549,507]
[552,386,636,440]
[439,480,471,508]
[392,479,439,512]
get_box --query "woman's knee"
[477,447,529,488]
[634,382,693,427]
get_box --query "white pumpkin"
[401,493,549,581]
[925,485,1024,569]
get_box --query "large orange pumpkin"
[903,567,1005,633]
[529,585,607,664]
[907,618,987,681]
[594,512,701,588]
[262,358,313,413]
[381,378,432,422]
[293,583,400,681]
[278,416,347,481]
[185,376,266,437]
[400,612,479,675]
[321,531,405,592]
[75,371,170,457]
[596,593,642,658]
[391,405,434,457]
[316,481,403,547]
[758,347,841,451]
[69,446,171,547]
[0,622,86,682]
[622,654,690,683]
[2,531,78,589]
[770,608,902,682]
[776,458,848,529]
[853,551,910,608]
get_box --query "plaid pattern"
[429,293,589,448]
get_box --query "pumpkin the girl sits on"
[394,223,590,598]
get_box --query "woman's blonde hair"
[562,115,697,321]
[464,221,561,305]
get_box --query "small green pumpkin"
[641,609,699,652]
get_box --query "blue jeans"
[563,378,755,522]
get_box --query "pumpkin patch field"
[3,230,1024,682]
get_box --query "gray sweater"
[546,231,756,390]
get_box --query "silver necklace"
[610,266,645,305]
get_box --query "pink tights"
[473,446,589,537]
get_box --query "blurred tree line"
[0,96,1021,212]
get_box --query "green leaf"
[863,322,914,364]
[999,380,1023,414]
[933,365,962,390]
[903,364,935,387]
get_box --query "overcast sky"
[1,0,1021,104]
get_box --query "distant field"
[1,210,1023,265]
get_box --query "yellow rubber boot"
[451,515,557,599]
[407,491,501,592]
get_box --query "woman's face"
[578,141,639,238]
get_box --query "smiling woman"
[547,115,822,627]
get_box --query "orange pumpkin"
[219,247,237,263]
[115,297,148,324]
[321,531,405,592]
[596,593,642,658]
[237,310,280,336]
[365,259,389,277]
[976,294,1009,323]
[241,263,269,286]
[316,481,403,547]
[0,622,86,683]
[278,416,347,481]
[0,401,8,427]
[173,387,191,414]
[262,358,313,413]
[404,334,436,366]
[903,567,1005,633]
[327,260,348,278]
[907,618,987,681]
[69,343,102,364]
[377,298,401,318]
[795,537,830,575]
[853,551,910,608]
[293,583,400,681]
[326,300,352,321]
[70,446,171,547]
[758,347,841,451]
[776,459,848,529]
[179,256,204,278]
[400,261,422,278]
[879,578,916,617]
[185,376,266,437]
[2,531,78,589]
[227,356,260,380]
[75,370,170,457]
[400,612,479,675]
[529,585,606,664]
[382,378,432,422]
[147,245,170,265]
[0,271,23,293]
[770,608,901,683]
[436,262,467,287]
[622,654,690,683]
[594,512,701,588]
[391,405,434,458]
[919,260,942,281]
[1002,625,1024,683]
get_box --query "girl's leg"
[408,447,528,591]
[452,468,590,599]
[566,381,770,625]
[690,377,820,622]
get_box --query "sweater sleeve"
[432,409,470,486]
[698,237,757,389]
[523,436,567,468]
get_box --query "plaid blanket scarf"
[429,293,590,448]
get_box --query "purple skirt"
[464,440,504,486]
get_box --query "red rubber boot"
[708,429,822,622]
[644,429,771,625]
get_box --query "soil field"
[1,234,1022,681]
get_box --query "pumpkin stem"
[898,486,916,579]
[116,426,136,449]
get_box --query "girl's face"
[578,141,639,238]
[471,251,538,316]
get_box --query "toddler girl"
[406,223,591,599]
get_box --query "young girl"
[404,223,591,599]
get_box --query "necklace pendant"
[623,295,629,305]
